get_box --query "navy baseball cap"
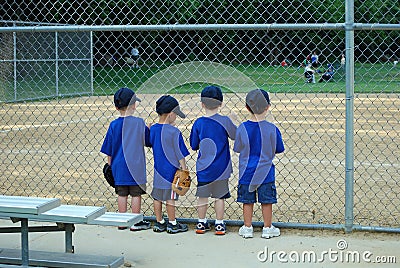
[245,89,271,114]
[156,95,186,118]
[201,85,223,109]
[114,87,141,109]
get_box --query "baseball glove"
[172,169,191,196]
[103,163,115,188]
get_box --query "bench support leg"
[65,223,74,253]
[21,218,29,266]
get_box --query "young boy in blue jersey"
[190,86,237,235]
[149,95,190,234]
[234,89,285,239]
[101,87,151,231]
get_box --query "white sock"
[159,219,165,224]
[198,218,207,223]
[169,220,177,225]
[215,219,224,224]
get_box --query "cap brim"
[134,96,141,102]
[173,106,186,118]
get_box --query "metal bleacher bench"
[0,195,143,268]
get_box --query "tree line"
[2,1,399,64]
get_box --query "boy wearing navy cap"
[149,95,190,234]
[234,89,285,239]
[190,86,237,235]
[101,87,151,231]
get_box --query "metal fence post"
[90,31,94,96]
[13,22,17,101]
[344,0,355,233]
[55,31,59,97]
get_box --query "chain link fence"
[0,1,399,232]
[0,21,92,102]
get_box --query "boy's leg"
[129,185,147,213]
[195,197,210,234]
[238,203,254,238]
[117,195,129,230]
[152,199,168,232]
[196,182,209,221]
[261,203,272,228]
[131,195,141,214]
[261,203,280,238]
[118,195,128,213]
[129,194,151,231]
[197,197,208,219]
[214,198,226,235]
[166,199,176,222]
[116,187,130,230]
[237,184,255,238]
[243,203,254,227]
[153,200,163,222]
[214,198,225,221]
[166,199,188,234]
[258,183,280,239]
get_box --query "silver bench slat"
[0,205,106,224]
[37,205,107,224]
[0,248,124,268]
[0,195,61,215]
[88,212,143,227]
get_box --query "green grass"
[94,62,399,96]
[3,62,399,102]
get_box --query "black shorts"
[195,180,231,199]
[115,185,146,197]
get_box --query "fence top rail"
[0,23,399,33]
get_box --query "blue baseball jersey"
[100,116,150,186]
[150,123,190,189]
[233,120,284,185]
[190,114,237,182]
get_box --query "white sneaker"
[238,225,253,238]
[262,225,280,239]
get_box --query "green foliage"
[2,1,398,69]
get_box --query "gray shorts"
[151,188,179,201]
[115,185,146,197]
[195,180,231,199]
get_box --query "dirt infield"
[0,93,399,228]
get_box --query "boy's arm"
[107,155,112,165]
[144,125,151,147]
[177,131,190,170]
[179,158,187,170]
[276,127,285,154]
[233,124,243,153]
[189,122,199,150]
[227,117,237,140]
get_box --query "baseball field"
[1,91,399,228]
